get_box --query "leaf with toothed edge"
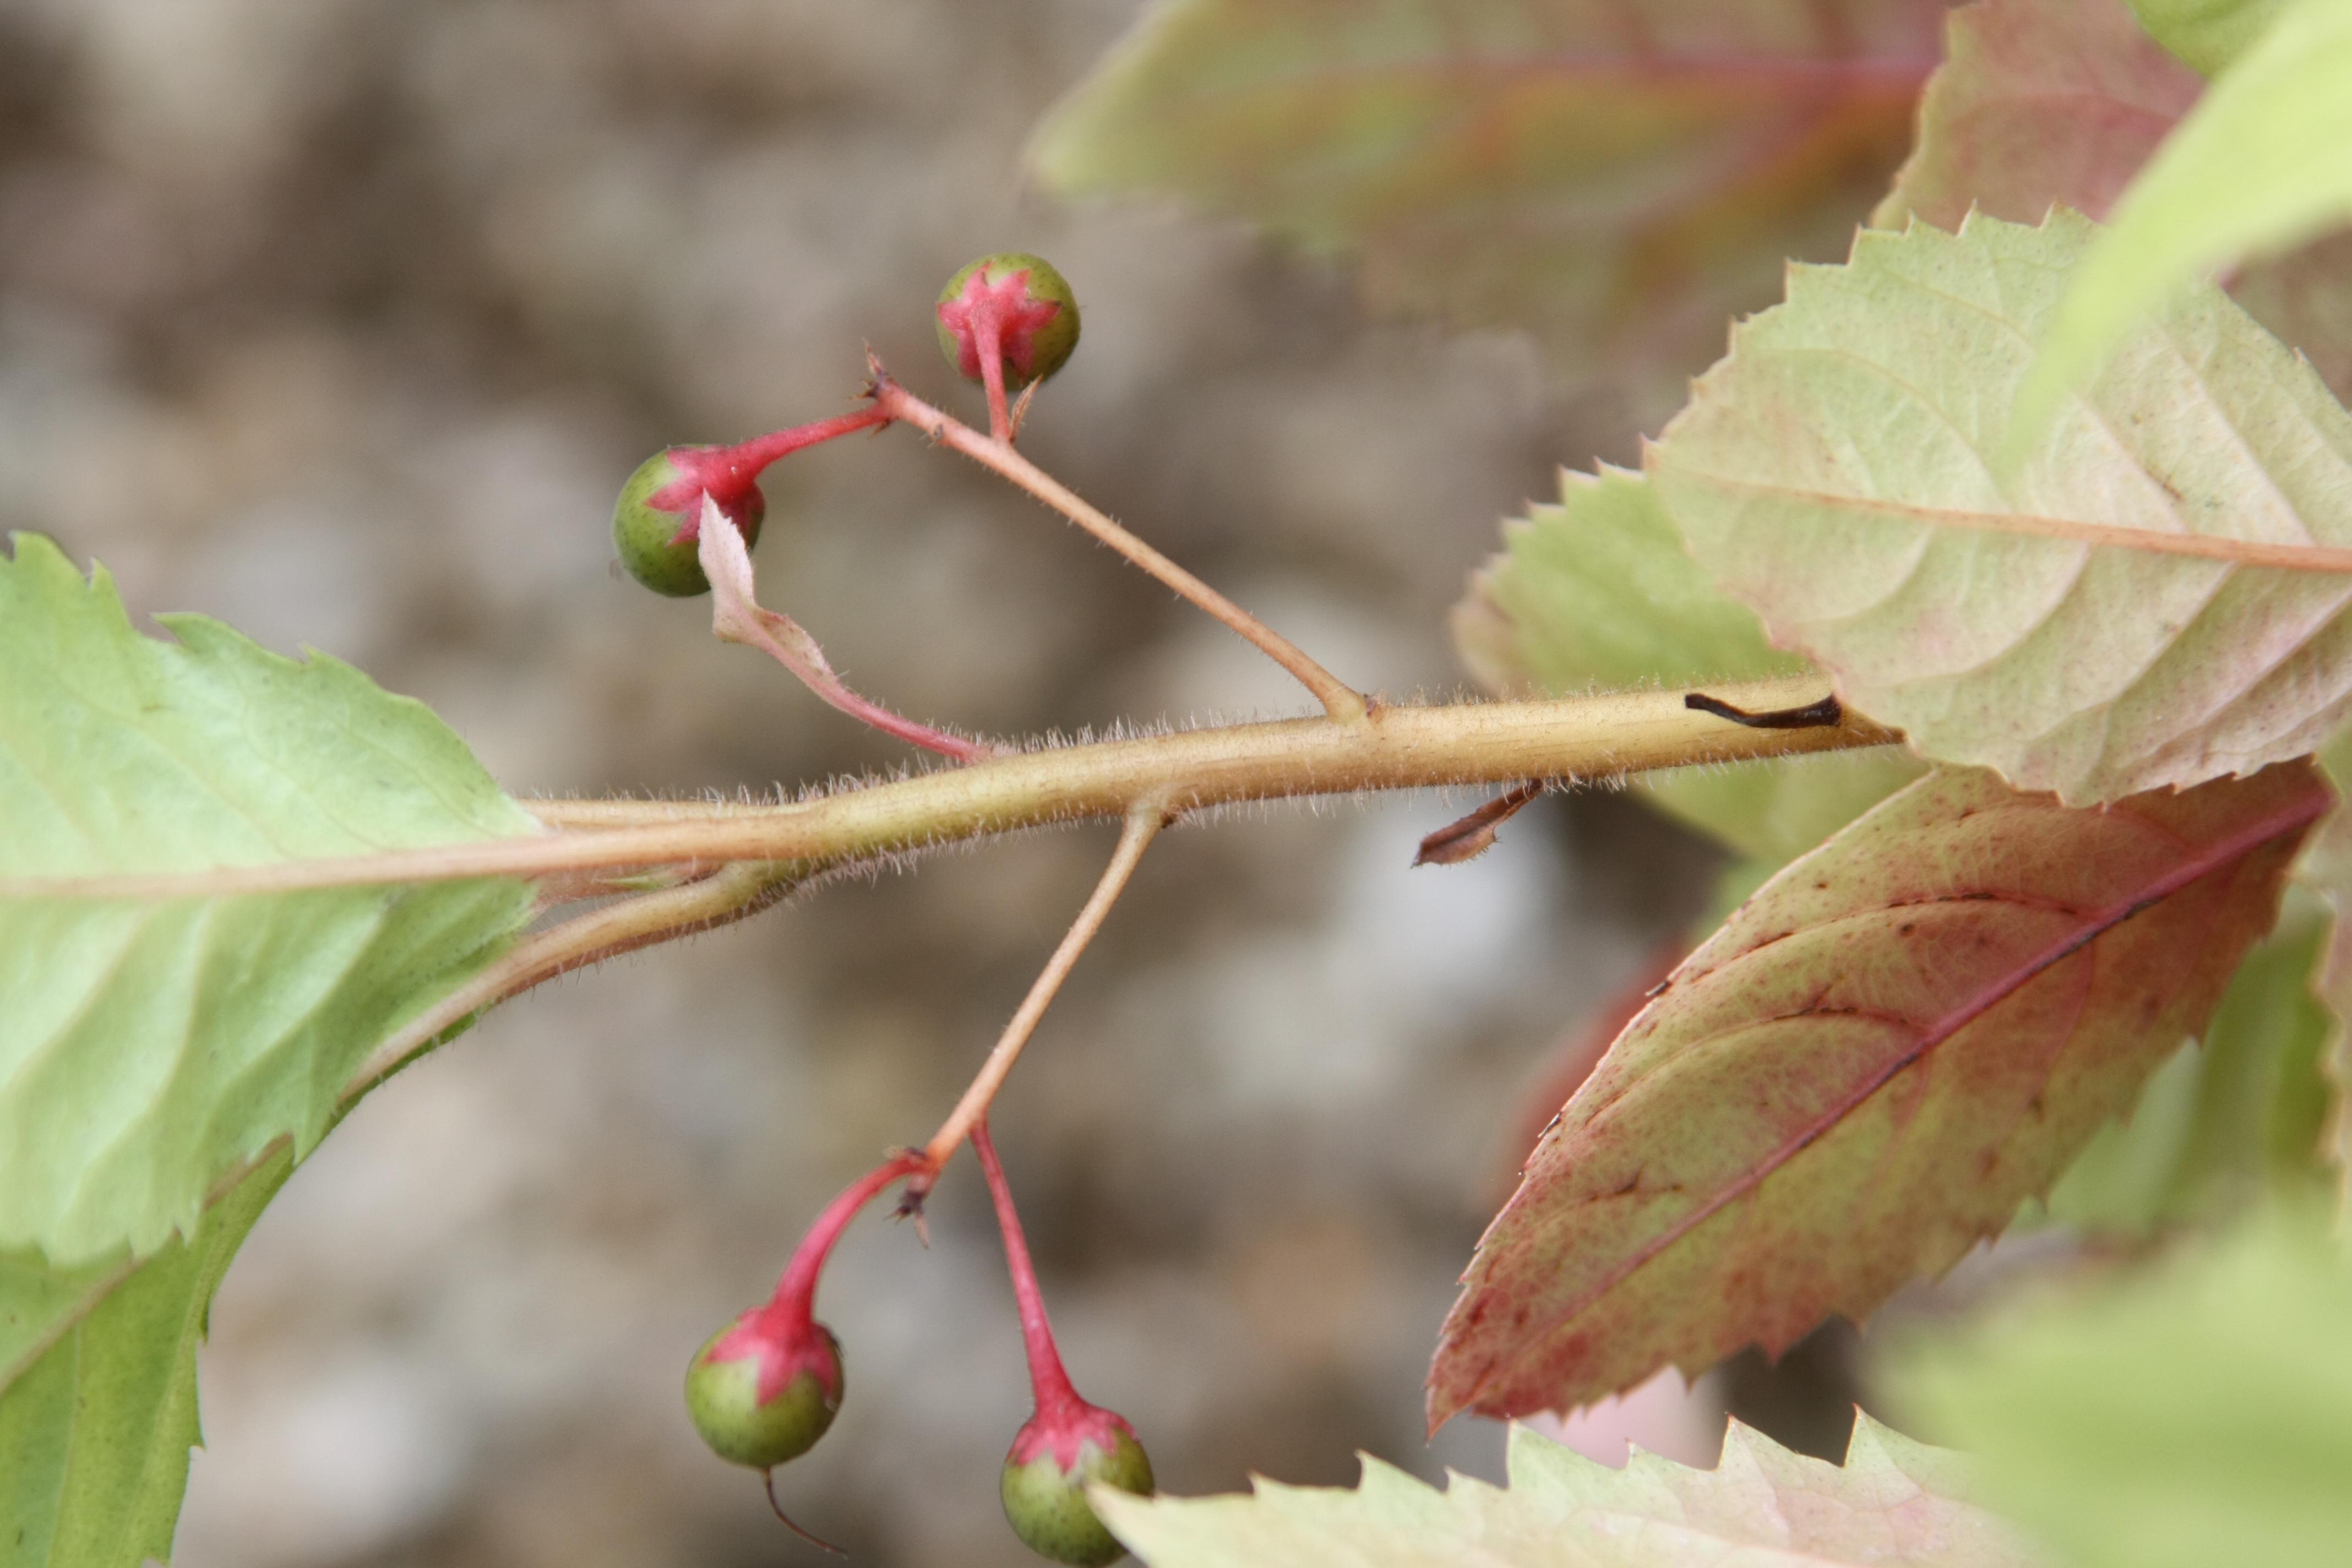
[1090,1409,2039,1567]
[0,531,539,1558]
[0,532,538,1268]
[1429,759,2324,1429]
[1650,210,2352,806]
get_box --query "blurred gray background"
[0,2,1742,1563]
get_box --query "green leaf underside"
[1875,0,2352,402]
[1095,1412,2037,1567]
[1429,760,2321,1427]
[1030,0,1945,391]
[1649,211,2352,805]
[0,1151,290,1568]
[2016,0,2352,440]
[0,530,538,1266]
[1453,465,1926,864]
[2036,907,2334,1237]
[2127,0,2285,74]
[1888,1208,2352,1568]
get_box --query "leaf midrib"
[1458,776,2326,1409]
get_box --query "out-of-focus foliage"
[1096,1413,2037,1568]
[1651,212,2352,805]
[2015,0,2352,441]
[1031,0,1951,406]
[2127,0,2284,72]
[1432,762,2318,1425]
[1877,0,2352,402]
[2037,910,2335,1238]
[1890,1207,2352,1568]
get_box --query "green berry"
[612,448,765,598]
[1000,1424,1153,1566]
[684,1315,842,1469]
[937,253,1081,390]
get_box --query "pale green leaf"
[1432,761,2320,1425]
[2015,0,2352,444]
[1453,466,1924,864]
[1094,1412,2037,1567]
[1031,0,1944,391]
[2127,0,2284,73]
[1649,210,2352,805]
[0,1151,291,1568]
[1887,1207,2352,1568]
[2037,906,2335,1237]
[0,530,538,1265]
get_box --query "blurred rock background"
[0,1,1747,1563]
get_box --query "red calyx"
[645,409,891,547]
[937,268,1063,385]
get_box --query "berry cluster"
[618,255,1151,1561]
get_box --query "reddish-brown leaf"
[1429,760,2328,1429]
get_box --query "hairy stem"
[868,365,1369,723]
[339,858,810,1101]
[921,805,1164,1179]
[17,678,1900,900]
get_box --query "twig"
[918,804,1165,1181]
[340,859,809,1100]
[868,364,1370,724]
[12,679,1900,901]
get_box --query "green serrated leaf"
[1093,1411,2036,1567]
[1887,1206,2352,1568]
[1431,761,2321,1427]
[2037,906,2335,1238]
[2015,0,2352,442]
[1031,0,1944,393]
[0,533,537,1267]
[1455,466,1925,863]
[0,1150,291,1568]
[1650,210,2352,805]
[1457,467,1806,695]
[2128,0,2285,73]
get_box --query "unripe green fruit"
[936,253,1081,389]
[684,1319,842,1469]
[1000,1425,1153,1566]
[612,449,766,598]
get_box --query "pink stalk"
[646,409,891,530]
[765,1150,929,1330]
[972,1121,1088,1427]
[973,308,1014,444]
